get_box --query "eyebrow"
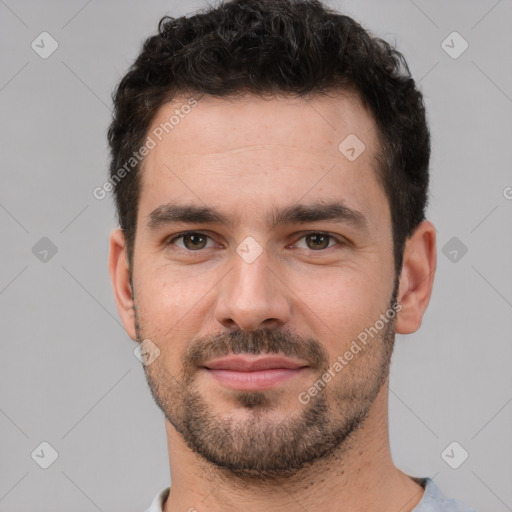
[146,200,369,233]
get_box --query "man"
[107,1,476,510]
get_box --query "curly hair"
[107,0,430,276]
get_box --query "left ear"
[395,220,437,335]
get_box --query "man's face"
[130,92,398,478]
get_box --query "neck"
[163,380,424,512]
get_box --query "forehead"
[137,91,387,232]
[145,91,378,159]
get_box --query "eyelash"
[166,231,347,252]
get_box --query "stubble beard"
[135,289,398,481]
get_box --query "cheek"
[294,266,390,353]
[134,267,209,343]
[137,263,208,308]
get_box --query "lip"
[202,355,309,391]
[203,355,308,371]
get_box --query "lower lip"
[205,368,307,390]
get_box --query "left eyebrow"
[146,200,370,234]
[268,201,369,233]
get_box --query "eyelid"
[167,231,217,249]
[290,231,348,249]
[166,230,348,251]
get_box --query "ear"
[395,220,437,335]
[108,228,137,340]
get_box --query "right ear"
[108,228,137,340]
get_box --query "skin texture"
[109,92,437,512]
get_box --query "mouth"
[201,354,309,391]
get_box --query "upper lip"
[203,355,309,371]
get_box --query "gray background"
[1,0,511,510]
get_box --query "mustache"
[182,327,329,373]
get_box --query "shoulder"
[413,478,477,512]
[144,486,171,512]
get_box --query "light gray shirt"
[144,477,477,511]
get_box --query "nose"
[214,245,292,332]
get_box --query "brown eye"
[304,233,332,250]
[168,232,212,251]
[294,232,344,251]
